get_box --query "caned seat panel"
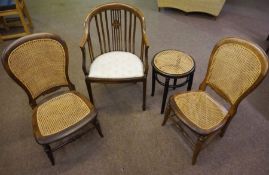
[173,91,227,130]
[36,92,91,136]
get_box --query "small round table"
[151,50,195,114]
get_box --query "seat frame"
[80,3,149,110]
[1,33,103,165]
[162,37,268,165]
[0,0,33,40]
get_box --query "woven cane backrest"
[204,38,268,105]
[83,3,146,60]
[2,34,70,100]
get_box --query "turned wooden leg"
[162,102,171,126]
[93,118,104,137]
[85,79,94,104]
[161,77,170,114]
[192,136,207,165]
[43,144,55,165]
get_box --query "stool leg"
[161,77,170,114]
[187,72,194,91]
[151,69,156,96]
[173,78,177,90]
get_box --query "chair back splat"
[200,37,268,107]
[80,3,147,61]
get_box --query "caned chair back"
[1,33,74,106]
[201,38,268,105]
[81,3,147,60]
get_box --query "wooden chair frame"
[0,0,33,40]
[80,3,149,110]
[162,37,268,165]
[1,33,103,165]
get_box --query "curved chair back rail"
[1,33,75,108]
[80,2,149,75]
[200,37,268,107]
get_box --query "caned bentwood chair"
[0,0,33,40]
[80,3,149,110]
[162,37,268,165]
[1,33,103,165]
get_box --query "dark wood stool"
[151,50,195,114]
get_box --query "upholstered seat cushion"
[88,51,144,79]
[172,91,228,130]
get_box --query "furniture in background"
[151,50,195,114]
[1,33,103,165]
[80,3,149,110]
[162,37,268,165]
[157,0,226,17]
[0,0,33,40]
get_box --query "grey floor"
[1,0,269,174]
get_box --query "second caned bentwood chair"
[80,3,149,110]
[162,37,268,165]
[1,33,103,165]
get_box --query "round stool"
[151,50,195,114]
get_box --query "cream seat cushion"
[88,51,144,79]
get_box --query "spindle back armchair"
[80,3,149,110]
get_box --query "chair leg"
[219,118,232,137]
[142,78,147,111]
[187,72,194,91]
[162,102,171,126]
[151,69,156,96]
[93,118,104,137]
[18,9,30,34]
[161,77,170,114]
[85,80,94,104]
[43,144,55,165]
[22,6,33,28]
[192,136,207,165]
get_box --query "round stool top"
[153,50,194,76]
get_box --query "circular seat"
[153,50,194,76]
[151,49,195,113]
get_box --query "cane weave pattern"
[8,39,68,98]
[174,91,227,130]
[36,92,91,136]
[154,50,194,75]
[207,43,261,104]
